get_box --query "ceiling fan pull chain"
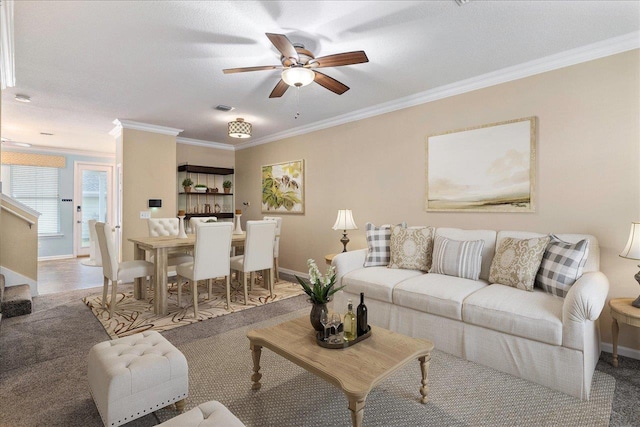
[294,87,301,120]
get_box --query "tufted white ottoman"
[158,400,245,427]
[88,331,188,427]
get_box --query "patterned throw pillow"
[364,222,407,267]
[388,226,434,271]
[535,235,590,297]
[489,236,550,291]
[429,235,485,280]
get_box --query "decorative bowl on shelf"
[194,186,207,192]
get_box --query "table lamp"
[619,221,640,308]
[332,209,358,252]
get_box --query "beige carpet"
[82,278,305,339]
[155,308,615,427]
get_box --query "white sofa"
[331,227,609,399]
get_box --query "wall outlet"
[139,211,151,219]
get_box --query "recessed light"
[15,94,31,103]
[40,132,54,136]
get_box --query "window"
[9,165,60,234]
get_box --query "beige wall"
[177,143,234,169]
[0,199,38,281]
[121,128,177,261]
[235,50,640,350]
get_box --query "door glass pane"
[81,170,108,248]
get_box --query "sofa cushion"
[389,226,434,271]
[489,235,550,291]
[435,228,497,281]
[535,235,590,297]
[463,284,563,345]
[342,267,424,303]
[364,222,406,267]
[394,273,488,320]
[429,236,485,280]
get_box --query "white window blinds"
[10,165,60,234]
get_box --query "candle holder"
[177,215,188,238]
[233,213,243,235]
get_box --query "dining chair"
[188,216,217,232]
[263,216,282,282]
[175,222,234,317]
[95,222,154,318]
[230,220,277,305]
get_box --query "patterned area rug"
[83,278,305,339]
[157,309,616,427]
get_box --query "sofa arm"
[332,249,367,287]
[562,271,609,350]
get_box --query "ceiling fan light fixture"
[281,67,315,87]
[228,118,252,139]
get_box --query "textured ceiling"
[1,1,639,154]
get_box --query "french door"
[73,162,113,257]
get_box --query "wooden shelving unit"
[177,164,234,220]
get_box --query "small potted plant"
[182,177,193,193]
[223,180,233,193]
[194,184,207,193]
[295,259,344,331]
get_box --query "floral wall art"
[262,159,305,214]
[425,117,536,212]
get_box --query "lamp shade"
[281,67,315,87]
[228,118,252,138]
[332,209,358,231]
[620,222,640,260]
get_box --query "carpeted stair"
[0,274,33,322]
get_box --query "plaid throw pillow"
[429,235,485,280]
[535,235,590,297]
[364,222,406,267]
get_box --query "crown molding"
[176,136,235,151]
[0,0,16,89]
[111,119,183,137]
[236,31,640,150]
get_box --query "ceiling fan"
[223,33,369,98]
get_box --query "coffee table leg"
[348,397,366,427]
[419,354,431,403]
[612,318,619,368]
[251,343,262,390]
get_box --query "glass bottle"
[357,292,368,336]
[343,300,357,342]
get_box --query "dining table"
[128,232,246,315]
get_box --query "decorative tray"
[316,326,372,349]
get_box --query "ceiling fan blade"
[266,33,299,64]
[308,51,369,68]
[269,79,289,98]
[223,65,281,74]
[313,71,350,95]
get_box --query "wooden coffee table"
[247,316,434,427]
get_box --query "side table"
[609,297,640,367]
[325,253,337,266]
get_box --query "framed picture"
[425,117,536,212]
[262,159,305,214]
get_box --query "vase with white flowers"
[296,259,344,332]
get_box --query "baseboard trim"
[38,254,74,261]
[0,266,38,296]
[278,268,308,281]
[601,342,640,361]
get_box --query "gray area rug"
[156,309,616,427]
